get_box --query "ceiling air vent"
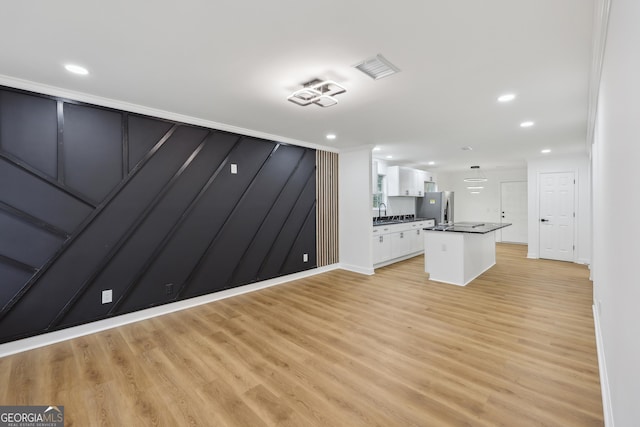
[354,54,401,80]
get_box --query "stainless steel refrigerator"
[415,191,454,225]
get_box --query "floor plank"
[1,244,603,426]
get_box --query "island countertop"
[424,222,511,234]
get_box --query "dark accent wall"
[0,86,317,344]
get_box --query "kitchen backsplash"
[373,196,416,217]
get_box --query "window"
[373,174,386,209]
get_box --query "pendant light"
[463,166,488,183]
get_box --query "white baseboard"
[339,263,374,276]
[593,304,614,426]
[0,264,340,358]
[372,251,423,270]
[527,252,538,259]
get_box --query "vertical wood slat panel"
[316,150,338,266]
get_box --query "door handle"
[540,218,549,222]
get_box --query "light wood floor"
[0,244,603,426]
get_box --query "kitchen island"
[423,222,511,286]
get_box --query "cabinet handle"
[379,236,383,242]
[405,190,409,195]
[416,230,420,235]
[400,232,404,238]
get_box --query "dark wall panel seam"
[49,131,211,329]
[0,125,178,321]
[228,148,308,285]
[108,135,243,314]
[0,254,37,273]
[176,143,282,298]
[0,152,95,208]
[256,167,316,277]
[278,199,317,273]
[56,101,64,184]
[122,113,129,179]
[0,201,69,239]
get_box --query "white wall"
[383,197,415,216]
[527,155,591,264]
[592,0,640,424]
[437,168,527,235]
[339,147,374,275]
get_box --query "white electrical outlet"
[230,163,238,174]
[303,253,308,262]
[102,289,113,304]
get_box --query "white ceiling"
[0,0,595,172]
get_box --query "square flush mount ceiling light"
[288,79,346,107]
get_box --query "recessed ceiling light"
[467,186,484,189]
[541,149,551,154]
[497,93,516,103]
[520,121,535,128]
[470,191,480,194]
[461,146,473,151]
[373,147,381,152]
[386,155,393,159]
[326,134,336,140]
[64,64,89,75]
[427,161,435,166]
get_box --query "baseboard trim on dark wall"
[0,264,341,358]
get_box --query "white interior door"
[500,181,528,243]
[539,172,575,261]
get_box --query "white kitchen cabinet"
[390,230,411,258]
[372,220,433,268]
[387,166,431,197]
[372,232,392,264]
[388,166,417,196]
[408,222,425,253]
[415,170,426,197]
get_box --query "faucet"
[378,202,387,220]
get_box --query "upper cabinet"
[387,166,431,197]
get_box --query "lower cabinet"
[372,234,392,265]
[409,228,423,253]
[373,220,432,268]
[390,231,411,258]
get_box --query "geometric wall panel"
[0,90,58,179]
[0,85,317,344]
[63,104,123,203]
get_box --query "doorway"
[500,181,528,243]
[539,172,575,261]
